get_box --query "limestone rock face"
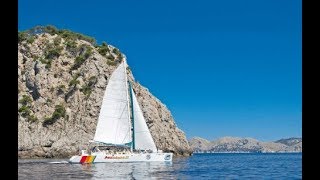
[18,29,192,158]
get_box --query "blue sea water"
[18,153,301,179]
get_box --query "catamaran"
[69,58,173,163]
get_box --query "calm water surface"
[18,153,301,179]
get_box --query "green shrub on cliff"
[18,95,38,123]
[53,36,62,46]
[18,31,28,43]
[26,36,35,44]
[71,45,93,70]
[80,84,92,97]
[112,47,120,55]
[18,31,35,44]
[44,25,58,35]
[80,76,97,98]
[45,46,63,60]
[69,78,80,87]
[97,42,109,56]
[69,73,80,87]
[18,105,31,117]
[88,76,97,86]
[19,95,32,105]
[65,40,77,49]
[43,104,66,126]
[107,59,116,66]
[39,57,52,69]
[52,105,66,119]
[27,115,38,123]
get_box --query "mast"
[123,58,133,152]
[128,81,135,150]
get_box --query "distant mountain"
[275,137,302,146]
[188,137,211,151]
[189,137,302,153]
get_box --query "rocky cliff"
[18,26,192,158]
[189,136,302,153]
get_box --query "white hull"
[69,152,173,163]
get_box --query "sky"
[18,0,301,141]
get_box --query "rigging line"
[121,128,131,144]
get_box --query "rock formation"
[18,26,192,158]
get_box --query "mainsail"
[93,62,131,145]
[93,60,157,151]
[131,88,157,151]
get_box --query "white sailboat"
[69,58,173,163]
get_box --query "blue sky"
[18,0,301,141]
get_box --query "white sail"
[93,62,131,145]
[131,88,157,151]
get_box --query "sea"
[18,153,302,179]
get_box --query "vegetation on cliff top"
[19,25,96,45]
[18,25,123,63]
